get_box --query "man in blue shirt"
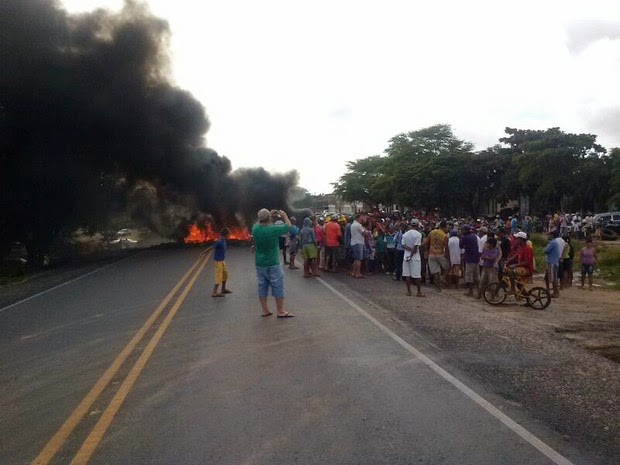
[544,231,561,298]
[202,227,232,297]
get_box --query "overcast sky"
[62,0,620,194]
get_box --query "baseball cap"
[514,231,528,239]
[410,219,420,226]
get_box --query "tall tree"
[609,148,620,209]
[381,124,475,211]
[332,156,386,208]
[500,127,607,212]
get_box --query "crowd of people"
[275,209,599,300]
[541,212,604,240]
[237,208,601,319]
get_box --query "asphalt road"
[0,246,602,465]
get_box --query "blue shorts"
[351,244,364,261]
[256,265,285,298]
[581,264,594,276]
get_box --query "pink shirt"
[580,247,596,266]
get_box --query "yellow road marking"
[31,253,207,465]
[69,253,210,465]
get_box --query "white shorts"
[402,259,421,278]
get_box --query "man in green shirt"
[251,208,294,318]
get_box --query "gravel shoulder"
[332,271,620,464]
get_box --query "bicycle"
[482,267,551,310]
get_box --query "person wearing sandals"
[402,219,425,297]
[252,209,294,318]
[202,227,232,297]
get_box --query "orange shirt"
[324,221,343,247]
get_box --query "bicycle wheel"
[526,287,551,310]
[483,282,507,305]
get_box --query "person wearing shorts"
[543,231,561,298]
[299,217,318,278]
[201,228,232,297]
[579,237,597,291]
[350,213,366,278]
[252,208,294,318]
[425,220,450,292]
[401,219,424,297]
[460,225,480,297]
[324,215,342,272]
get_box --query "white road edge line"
[0,254,136,314]
[318,278,576,465]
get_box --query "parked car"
[594,211,620,225]
[108,228,138,248]
[603,219,620,234]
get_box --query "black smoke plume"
[0,0,297,263]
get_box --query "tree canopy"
[333,125,617,216]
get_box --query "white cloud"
[62,0,620,193]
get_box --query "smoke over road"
[0,0,297,261]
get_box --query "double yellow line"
[31,252,210,465]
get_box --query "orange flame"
[184,223,251,244]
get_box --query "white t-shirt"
[448,236,462,265]
[478,234,487,265]
[401,229,422,261]
[555,237,566,258]
[350,221,365,246]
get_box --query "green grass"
[595,244,620,289]
[530,233,549,274]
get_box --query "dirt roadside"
[478,282,620,363]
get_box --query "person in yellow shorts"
[201,227,232,297]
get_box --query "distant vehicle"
[594,211,620,225]
[109,228,138,246]
[2,242,50,268]
[603,219,620,234]
[5,242,27,264]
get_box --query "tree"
[500,127,607,213]
[332,156,387,208]
[380,124,475,211]
[609,148,620,209]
